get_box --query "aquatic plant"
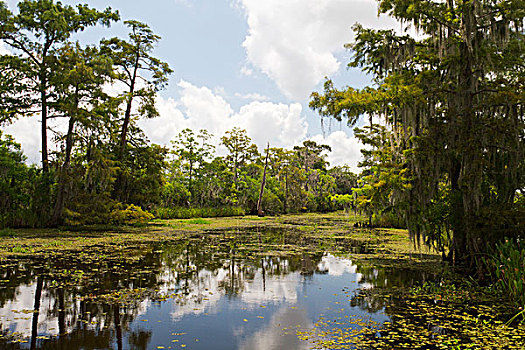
[486,239,525,312]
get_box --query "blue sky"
[2,0,400,170]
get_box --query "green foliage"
[153,206,245,220]
[0,1,177,227]
[350,125,411,227]
[0,228,15,237]
[116,142,168,208]
[169,128,215,204]
[100,19,173,155]
[0,131,28,227]
[330,194,352,210]
[221,127,260,203]
[110,204,154,225]
[0,2,358,228]
[486,239,525,310]
[329,166,358,195]
[0,131,50,228]
[0,0,119,171]
[310,0,525,268]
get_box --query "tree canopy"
[311,0,524,268]
[0,0,119,172]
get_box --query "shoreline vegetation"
[1,212,524,348]
[1,0,523,347]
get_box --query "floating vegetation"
[0,213,523,349]
[296,276,525,349]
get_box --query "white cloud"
[162,266,302,321]
[0,42,11,55]
[239,0,399,100]
[139,97,188,145]
[140,81,362,169]
[3,117,42,164]
[240,65,254,77]
[310,130,362,171]
[5,80,362,170]
[177,80,234,134]
[234,92,270,101]
[232,101,307,148]
[317,254,358,276]
[140,80,309,153]
[239,307,312,350]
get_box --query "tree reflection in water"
[0,229,425,349]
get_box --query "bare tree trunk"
[119,95,133,156]
[284,169,288,213]
[257,143,270,217]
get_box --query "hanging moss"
[310,0,525,270]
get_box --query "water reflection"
[0,231,428,349]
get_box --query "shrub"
[330,194,353,211]
[110,204,154,225]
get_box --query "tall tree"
[351,124,410,227]
[221,127,260,192]
[171,128,214,203]
[100,20,173,158]
[0,0,119,172]
[51,43,114,224]
[293,140,331,193]
[311,0,525,266]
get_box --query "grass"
[186,218,212,224]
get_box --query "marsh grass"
[0,228,16,237]
[186,218,212,225]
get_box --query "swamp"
[1,213,524,349]
[1,0,524,349]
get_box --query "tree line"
[0,0,361,228]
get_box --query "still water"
[0,229,430,349]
